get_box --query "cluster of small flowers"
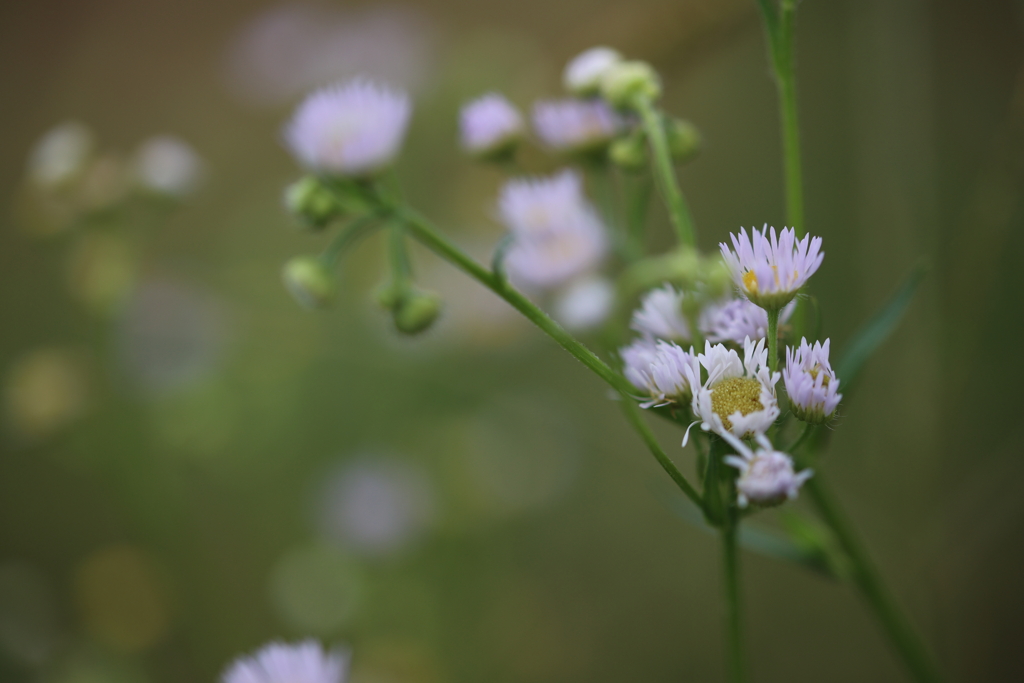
[621,226,837,508]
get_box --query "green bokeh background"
[1,0,1023,681]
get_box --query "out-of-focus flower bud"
[133,136,204,198]
[563,47,622,96]
[665,118,701,163]
[284,177,346,230]
[608,130,647,171]
[600,61,661,109]
[282,256,336,309]
[702,256,734,299]
[459,93,524,161]
[393,290,442,335]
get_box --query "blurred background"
[1,0,1022,681]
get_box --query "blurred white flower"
[700,298,795,345]
[133,136,204,198]
[532,99,623,154]
[284,79,411,176]
[314,455,434,557]
[27,121,95,189]
[459,93,524,158]
[498,170,608,289]
[722,432,812,508]
[631,285,690,342]
[553,276,615,331]
[222,640,349,683]
[563,47,622,95]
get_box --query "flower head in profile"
[222,640,349,683]
[721,432,812,508]
[700,298,795,345]
[284,79,411,177]
[498,170,607,289]
[563,47,622,95]
[459,93,524,159]
[532,99,623,154]
[621,338,700,408]
[689,337,780,441]
[720,225,823,311]
[631,285,690,342]
[784,337,842,424]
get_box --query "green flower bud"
[608,131,647,171]
[282,256,336,309]
[665,118,701,163]
[284,177,343,230]
[600,61,662,109]
[393,291,442,335]
[373,280,405,311]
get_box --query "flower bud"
[600,61,661,109]
[563,47,622,96]
[608,131,647,171]
[284,177,345,230]
[665,118,701,162]
[282,256,336,309]
[393,291,442,335]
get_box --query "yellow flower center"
[710,377,764,430]
[742,270,758,294]
[808,365,831,387]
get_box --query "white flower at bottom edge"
[620,338,700,408]
[720,432,812,508]
[690,337,780,440]
[222,640,349,683]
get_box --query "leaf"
[661,491,839,579]
[835,259,928,392]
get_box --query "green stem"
[783,422,814,453]
[619,397,705,513]
[394,206,631,395]
[721,507,745,683]
[800,473,944,683]
[319,213,380,266]
[757,0,805,236]
[388,221,413,287]
[634,96,697,248]
[767,307,780,373]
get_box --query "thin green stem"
[633,96,697,248]
[319,213,380,267]
[783,422,814,453]
[388,222,413,286]
[799,472,944,683]
[767,307,781,373]
[619,397,705,513]
[393,205,631,395]
[721,508,745,683]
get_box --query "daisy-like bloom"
[630,285,690,342]
[563,47,622,95]
[720,225,823,311]
[532,99,623,154]
[720,432,812,508]
[621,338,700,408]
[699,298,795,345]
[222,640,349,683]
[284,79,411,177]
[459,93,524,158]
[784,337,842,424]
[498,170,608,289]
[688,337,780,441]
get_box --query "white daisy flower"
[621,338,700,408]
[563,47,622,95]
[532,98,623,154]
[783,337,842,424]
[721,432,812,508]
[222,640,349,683]
[498,170,608,289]
[284,79,411,177]
[720,225,823,311]
[630,285,690,342]
[689,337,780,440]
[699,298,795,345]
[459,93,524,158]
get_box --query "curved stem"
[721,509,745,683]
[633,96,697,248]
[619,397,705,513]
[320,213,381,267]
[801,474,944,683]
[394,205,631,395]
